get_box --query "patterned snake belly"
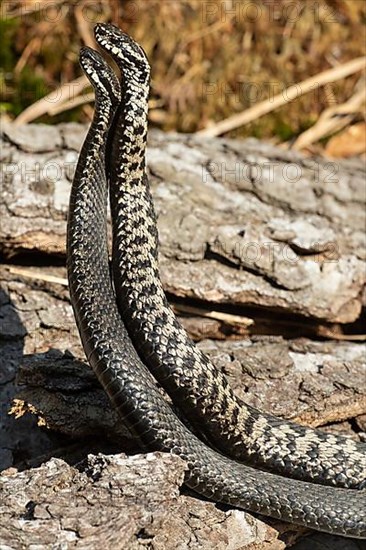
[93,23,366,491]
[67,28,366,538]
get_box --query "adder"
[93,23,366,490]
[66,32,366,540]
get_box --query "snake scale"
[67,26,366,538]
[93,23,366,490]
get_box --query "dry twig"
[196,57,366,138]
[291,88,365,150]
[14,75,90,125]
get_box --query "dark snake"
[67,31,366,538]
[94,23,366,490]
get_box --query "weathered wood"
[1,122,365,549]
[1,261,365,548]
[1,266,365,548]
[2,264,365,452]
[1,122,365,326]
[1,452,289,550]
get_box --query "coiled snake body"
[94,23,366,490]
[67,27,366,539]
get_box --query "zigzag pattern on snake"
[93,23,366,490]
[66,30,366,539]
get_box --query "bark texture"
[0,123,365,549]
[2,122,365,327]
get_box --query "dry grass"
[1,0,365,145]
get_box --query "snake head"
[94,23,150,84]
[79,46,121,106]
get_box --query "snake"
[93,22,366,491]
[66,38,366,539]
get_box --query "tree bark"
[0,123,365,549]
[1,122,365,326]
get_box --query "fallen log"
[1,123,365,326]
[1,123,365,548]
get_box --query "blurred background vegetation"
[0,0,365,152]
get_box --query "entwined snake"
[67,25,366,538]
[94,24,366,489]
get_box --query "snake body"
[66,35,366,538]
[94,23,366,491]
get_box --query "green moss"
[0,17,20,115]
[272,119,295,141]
[0,102,12,114]
[0,18,19,71]
[11,67,50,116]
[0,17,51,116]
